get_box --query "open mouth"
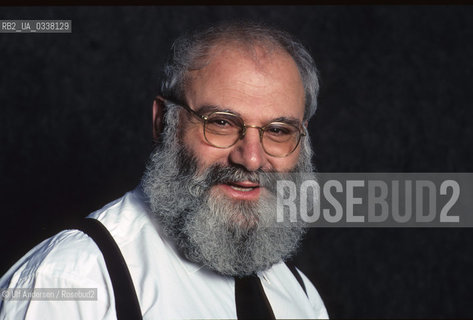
[216,181,262,200]
[228,182,259,192]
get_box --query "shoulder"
[0,228,109,288]
[0,187,148,288]
[0,188,151,319]
[0,229,116,319]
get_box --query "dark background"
[1,6,473,318]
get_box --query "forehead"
[185,43,305,123]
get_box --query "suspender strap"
[234,263,308,320]
[73,218,142,320]
[234,275,276,320]
[286,262,308,296]
[72,218,306,320]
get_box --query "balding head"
[160,22,319,121]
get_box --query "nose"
[228,127,268,172]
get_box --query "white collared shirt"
[0,187,328,319]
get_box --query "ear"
[152,96,166,142]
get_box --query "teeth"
[230,185,255,192]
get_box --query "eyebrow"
[194,104,232,115]
[194,104,303,126]
[270,117,303,127]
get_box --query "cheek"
[180,123,200,148]
[271,148,302,172]
[181,126,230,167]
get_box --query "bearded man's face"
[143,45,313,276]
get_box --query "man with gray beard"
[142,115,312,277]
[0,22,328,319]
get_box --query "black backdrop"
[1,6,473,319]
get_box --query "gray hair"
[160,22,319,120]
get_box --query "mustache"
[205,164,263,184]
[176,146,267,186]
[192,163,286,195]
[176,147,299,196]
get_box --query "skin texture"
[154,44,306,202]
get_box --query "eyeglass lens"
[203,112,301,157]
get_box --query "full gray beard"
[142,134,314,277]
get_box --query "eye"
[266,125,292,136]
[208,117,233,127]
[205,113,242,136]
[271,127,288,134]
[206,113,241,128]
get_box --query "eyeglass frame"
[158,97,307,158]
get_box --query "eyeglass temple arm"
[160,98,205,120]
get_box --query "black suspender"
[234,264,308,320]
[73,218,143,320]
[234,275,276,320]
[73,218,308,320]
